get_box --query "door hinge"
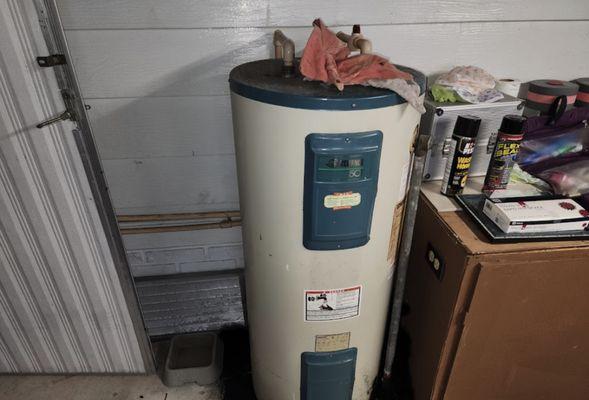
[36,54,66,67]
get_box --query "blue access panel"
[303,131,383,250]
[301,348,358,400]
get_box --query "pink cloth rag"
[300,19,413,90]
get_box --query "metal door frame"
[31,0,155,372]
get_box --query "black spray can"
[441,115,481,196]
[483,115,526,195]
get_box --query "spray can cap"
[499,115,527,135]
[453,115,481,138]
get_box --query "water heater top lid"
[229,59,425,111]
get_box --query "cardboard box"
[402,193,589,400]
[483,197,589,233]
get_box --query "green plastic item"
[430,84,461,103]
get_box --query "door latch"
[441,138,453,156]
[36,54,66,67]
[36,110,73,129]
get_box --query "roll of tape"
[495,78,522,98]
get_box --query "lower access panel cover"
[301,348,357,400]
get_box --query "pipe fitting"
[336,31,372,54]
[273,30,295,77]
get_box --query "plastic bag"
[536,157,589,197]
[518,126,589,167]
[519,108,589,196]
[433,66,504,103]
[510,164,553,195]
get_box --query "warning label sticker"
[305,286,361,322]
[324,192,361,210]
[315,332,351,352]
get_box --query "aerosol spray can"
[483,115,527,195]
[441,115,481,196]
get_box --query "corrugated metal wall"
[0,0,147,373]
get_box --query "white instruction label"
[305,286,361,322]
[324,192,361,210]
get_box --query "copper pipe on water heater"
[273,30,295,77]
[336,24,372,54]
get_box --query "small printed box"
[483,197,589,234]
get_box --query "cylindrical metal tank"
[229,59,425,400]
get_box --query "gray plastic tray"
[162,332,223,387]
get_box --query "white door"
[0,0,152,373]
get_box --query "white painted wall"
[123,227,244,277]
[56,0,589,275]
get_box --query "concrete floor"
[0,375,222,400]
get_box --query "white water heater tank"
[229,59,425,400]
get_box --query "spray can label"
[441,135,476,195]
[483,132,525,193]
